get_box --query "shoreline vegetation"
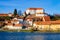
[0,28,60,33]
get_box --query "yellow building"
[33,20,60,31]
[33,21,50,30]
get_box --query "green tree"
[50,15,60,21]
[5,16,11,20]
[0,16,11,21]
[14,9,17,16]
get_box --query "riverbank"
[0,29,60,33]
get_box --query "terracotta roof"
[14,24,22,27]
[51,20,60,24]
[26,14,43,18]
[6,22,22,26]
[34,21,51,25]
[7,23,13,25]
[26,14,48,19]
[43,16,50,21]
[25,14,35,19]
[0,14,13,16]
[34,20,60,25]
[27,8,43,10]
[41,21,51,25]
[0,14,8,16]
[5,20,19,24]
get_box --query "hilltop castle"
[0,8,60,31]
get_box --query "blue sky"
[0,0,60,15]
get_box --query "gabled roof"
[27,8,43,10]
[0,13,13,16]
[0,14,8,16]
[34,21,51,25]
[34,20,60,25]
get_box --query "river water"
[0,32,60,40]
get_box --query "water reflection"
[25,35,44,40]
[0,35,44,40]
[45,34,60,40]
[0,32,60,40]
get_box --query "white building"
[26,8,44,14]
[25,8,47,17]
[4,18,23,30]
[5,23,22,30]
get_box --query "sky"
[0,0,60,15]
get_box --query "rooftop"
[34,20,60,25]
[27,8,43,10]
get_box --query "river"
[0,32,60,40]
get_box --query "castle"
[0,8,60,31]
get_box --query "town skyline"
[0,0,60,15]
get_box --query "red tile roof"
[7,23,13,25]
[34,21,51,25]
[43,16,50,21]
[0,14,13,16]
[34,20,60,25]
[0,14,8,16]
[27,8,43,10]
[51,20,60,24]
[14,24,22,27]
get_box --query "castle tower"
[25,8,50,21]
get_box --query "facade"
[33,20,60,30]
[5,23,22,30]
[33,21,50,30]
[26,8,44,14]
[25,8,50,25]
[25,8,48,17]
[11,18,19,24]
[25,18,33,26]
[4,18,23,30]
[25,16,50,27]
